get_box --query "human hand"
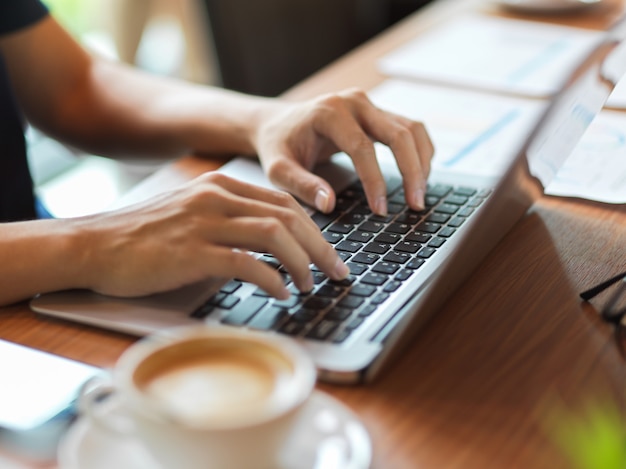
[74,173,350,299]
[253,88,434,216]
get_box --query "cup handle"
[78,373,135,436]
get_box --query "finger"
[313,101,388,215]
[207,248,290,299]
[200,172,320,230]
[349,96,429,211]
[207,216,315,293]
[262,156,337,213]
[401,116,434,180]
[214,199,350,286]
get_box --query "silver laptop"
[31,16,626,384]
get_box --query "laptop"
[31,16,626,384]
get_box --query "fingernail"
[374,196,387,216]
[315,189,331,213]
[333,258,350,279]
[412,188,425,210]
[302,274,314,293]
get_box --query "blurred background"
[30,0,430,217]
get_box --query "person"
[0,0,434,307]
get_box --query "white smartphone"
[0,339,101,462]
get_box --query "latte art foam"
[136,342,296,427]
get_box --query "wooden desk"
[2,0,625,467]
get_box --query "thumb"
[265,157,336,213]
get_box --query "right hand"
[73,172,350,299]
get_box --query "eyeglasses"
[580,270,626,358]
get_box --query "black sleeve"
[0,0,49,35]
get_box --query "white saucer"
[494,0,603,13]
[57,390,372,469]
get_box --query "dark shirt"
[0,0,49,222]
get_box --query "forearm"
[1,16,280,160]
[48,59,280,160]
[0,219,90,306]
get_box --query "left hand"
[253,88,434,216]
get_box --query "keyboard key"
[221,296,267,325]
[383,281,401,293]
[302,297,332,311]
[417,247,436,259]
[346,262,368,275]
[407,258,426,269]
[448,217,465,228]
[337,295,365,309]
[361,272,388,286]
[434,203,459,215]
[427,184,453,198]
[359,221,384,233]
[455,187,477,196]
[349,284,377,297]
[325,307,352,321]
[363,242,391,254]
[333,329,352,343]
[312,211,340,230]
[323,232,344,244]
[291,308,319,322]
[220,280,242,294]
[438,227,456,238]
[371,293,390,304]
[279,320,306,336]
[426,213,450,224]
[394,269,413,281]
[352,253,380,264]
[218,295,240,309]
[345,317,364,331]
[328,275,356,287]
[315,284,345,298]
[458,207,474,217]
[444,195,469,205]
[374,232,402,244]
[428,237,446,248]
[328,223,353,234]
[347,231,374,243]
[372,261,400,275]
[336,240,363,253]
[385,223,411,234]
[387,203,405,214]
[383,251,411,264]
[337,251,352,262]
[306,319,340,340]
[248,306,289,330]
[395,212,422,225]
[394,241,421,254]
[338,213,366,225]
[405,232,431,244]
[415,222,441,234]
[357,304,377,317]
[272,295,301,309]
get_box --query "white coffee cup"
[79,326,317,469]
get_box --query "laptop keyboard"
[190,178,490,343]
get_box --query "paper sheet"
[378,14,603,98]
[368,79,626,204]
[367,79,546,178]
[544,109,626,203]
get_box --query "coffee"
[81,327,316,469]
[134,339,296,427]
